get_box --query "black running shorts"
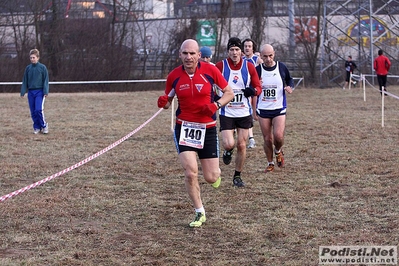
[219,115,253,131]
[174,123,219,159]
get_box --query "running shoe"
[42,123,49,134]
[247,138,256,149]
[276,151,285,168]
[33,129,40,134]
[233,176,245,187]
[223,150,233,165]
[189,212,206,228]
[265,163,275,173]
[211,177,221,188]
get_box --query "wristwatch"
[216,101,222,109]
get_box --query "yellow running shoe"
[211,177,221,188]
[189,212,206,228]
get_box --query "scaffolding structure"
[320,0,399,87]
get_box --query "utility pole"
[288,0,295,58]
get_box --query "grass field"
[1,86,398,265]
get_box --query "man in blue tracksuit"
[21,49,49,134]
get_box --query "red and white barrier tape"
[0,108,164,202]
[364,78,399,100]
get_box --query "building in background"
[0,0,398,86]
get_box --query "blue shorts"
[219,115,253,131]
[257,108,286,119]
[174,123,219,159]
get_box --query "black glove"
[241,87,256,98]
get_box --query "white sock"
[195,207,205,214]
[268,162,275,165]
[274,148,281,154]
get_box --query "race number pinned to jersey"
[179,121,206,149]
[262,84,277,102]
[227,89,245,108]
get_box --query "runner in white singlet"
[254,44,294,173]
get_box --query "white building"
[102,0,174,19]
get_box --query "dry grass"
[1,87,398,265]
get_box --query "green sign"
[197,21,217,46]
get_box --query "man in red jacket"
[373,49,391,95]
[157,39,234,228]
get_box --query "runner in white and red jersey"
[215,37,261,188]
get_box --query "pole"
[369,0,375,85]
[362,74,366,102]
[171,98,175,132]
[381,86,384,128]
[288,0,295,58]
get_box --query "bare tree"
[150,19,178,77]
[168,18,198,56]
[42,0,63,78]
[0,1,40,89]
[108,0,136,79]
[249,0,266,48]
[214,0,232,60]
[131,1,153,78]
[271,1,323,85]
[293,0,323,84]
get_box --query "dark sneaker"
[233,176,245,187]
[276,151,284,168]
[223,150,233,165]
